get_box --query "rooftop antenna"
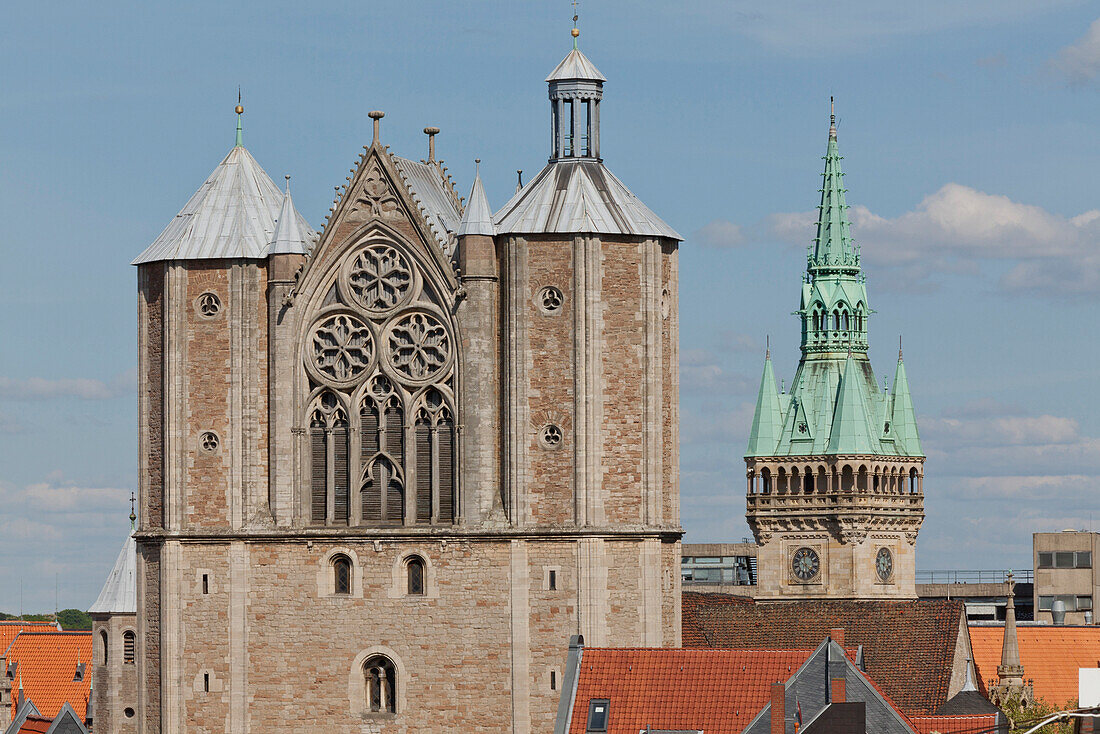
[235,88,244,148]
[571,0,580,48]
[130,491,137,531]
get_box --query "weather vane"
[572,0,580,47]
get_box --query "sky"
[2,0,1100,612]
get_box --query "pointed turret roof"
[826,354,878,454]
[88,534,136,615]
[811,99,857,274]
[746,352,784,457]
[889,350,923,456]
[268,178,310,255]
[546,47,605,82]
[132,144,316,264]
[456,165,495,237]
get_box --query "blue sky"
[2,0,1100,611]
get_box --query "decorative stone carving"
[349,162,402,223]
[385,311,451,383]
[309,313,375,386]
[346,245,414,314]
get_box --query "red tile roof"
[566,647,855,734]
[5,632,91,722]
[969,625,1100,707]
[0,622,60,657]
[909,714,999,734]
[682,592,966,715]
[14,716,52,734]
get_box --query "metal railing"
[916,569,1034,585]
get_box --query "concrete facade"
[1033,530,1099,624]
[132,54,682,733]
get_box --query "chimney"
[771,682,786,734]
[830,677,846,703]
[830,628,845,647]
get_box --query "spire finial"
[424,126,440,162]
[829,96,837,141]
[516,170,524,193]
[369,110,385,145]
[284,174,291,194]
[898,335,903,361]
[129,491,136,531]
[235,88,244,148]
[572,0,580,48]
[475,158,481,176]
[766,334,770,360]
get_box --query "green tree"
[1000,696,1078,734]
[56,609,92,630]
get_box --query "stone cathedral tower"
[130,35,682,734]
[744,104,924,601]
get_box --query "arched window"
[832,311,840,331]
[100,630,108,666]
[803,472,814,493]
[309,391,349,525]
[413,389,456,525]
[406,556,425,596]
[842,311,849,331]
[123,631,135,664]
[364,656,397,713]
[333,555,352,595]
[362,457,404,524]
[761,469,772,494]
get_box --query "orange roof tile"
[0,622,60,657]
[969,625,1100,707]
[909,714,999,734]
[15,716,52,734]
[566,647,854,734]
[5,632,92,721]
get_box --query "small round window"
[124,708,135,719]
[197,292,222,318]
[538,424,563,449]
[199,431,220,454]
[537,286,564,314]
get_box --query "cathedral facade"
[130,39,682,733]
[744,105,925,601]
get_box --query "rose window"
[539,424,563,449]
[387,312,450,382]
[347,245,413,313]
[310,314,374,385]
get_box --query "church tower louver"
[745,102,925,600]
[128,30,681,734]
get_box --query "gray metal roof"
[546,48,606,82]
[392,156,462,257]
[456,173,495,236]
[268,184,310,255]
[132,145,316,265]
[493,159,681,239]
[88,534,136,615]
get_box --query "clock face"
[791,547,820,582]
[876,547,893,581]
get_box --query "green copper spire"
[234,90,244,148]
[826,352,878,454]
[888,344,923,456]
[811,97,857,274]
[746,348,784,457]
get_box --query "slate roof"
[391,156,463,256]
[4,632,92,721]
[970,624,1100,706]
[546,47,606,82]
[0,624,59,658]
[456,172,495,237]
[132,145,316,264]
[565,646,859,734]
[494,159,682,239]
[88,535,136,615]
[682,593,966,715]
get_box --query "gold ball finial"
[235,104,244,115]
[571,27,580,38]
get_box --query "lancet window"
[302,237,458,527]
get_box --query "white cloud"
[770,183,1100,296]
[0,368,136,401]
[1050,18,1100,84]
[693,219,747,248]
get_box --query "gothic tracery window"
[304,238,458,527]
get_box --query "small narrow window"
[203,673,210,693]
[123,631,135,664]
[100,630,109,666]
[550,670,557,690]
[548,569,557,591]
[587,699,610,732]
[407,556,425,596]
[334,555,352,595]
[202,574,209,595]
